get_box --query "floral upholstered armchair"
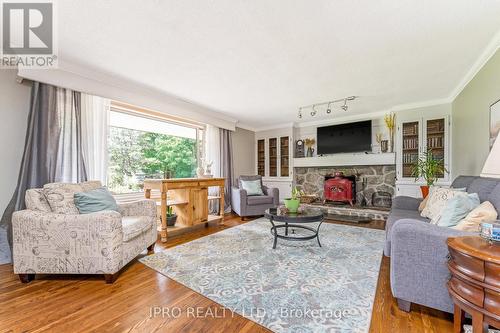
[12,181,157,284]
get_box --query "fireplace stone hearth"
[295,165,396,207]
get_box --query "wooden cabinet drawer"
[449,247,485,282]
[485,289,500,317]
[485,262,500,289]
[449,276,484,307]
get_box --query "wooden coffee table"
[447,236,500,333]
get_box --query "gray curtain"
[0,81,86,256]
[220,128,234,212]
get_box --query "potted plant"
[284,187,304,213]
[411,149,447,198]
[166,206,177,226]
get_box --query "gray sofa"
[385,176,500,313]
[231,175,279,218]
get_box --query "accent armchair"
[12,181,157,284]
[231,175,279,219]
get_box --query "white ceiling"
[58,0,500,129]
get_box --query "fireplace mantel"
[293,153,395,168]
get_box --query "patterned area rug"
[140,218,385,333]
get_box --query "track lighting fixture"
[311,105,317,116]
[297,96,357,119]
[341,99,348,111]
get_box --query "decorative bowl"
[479,221,500,242]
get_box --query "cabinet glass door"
[426,118,445,178]
[402,121,420,178]
[269,138,277,177]
[257,139,265,176]
[280,136,289,177]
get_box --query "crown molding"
[18,60,238,130]
[448,30,500,102]
[235,123,258,132]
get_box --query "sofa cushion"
[122,216,153,242]
[452,201,498,232]
[421,187,463,221]
[43,181,103,215]
[240,179,264,196]
[25,189,52,212]
[435,193,480,227]
[247,195,274,206]
[238,175,263,188]
[467,177,500,202]
[451,176,477,190]
[74,187,119,214]
[487,183,500,212]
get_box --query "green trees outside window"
[108,127,198,193]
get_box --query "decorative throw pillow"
[25,189,52,212]
[418,186,466,213]
[74,187,119,214]
[43,181,103,214]
[452,201,498,232]
[421,187,464,221]
[434,193,480,227]
[240,179,264,196]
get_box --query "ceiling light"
[326,102,332,114]
[310,105,317,116]
[341,99,348,111]
[298,108,303,119]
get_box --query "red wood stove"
[323,172,356,206]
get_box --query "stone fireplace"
[295,165,396,207]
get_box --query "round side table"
[447,236,500,333]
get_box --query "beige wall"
[452,49,500,177]
[232,127,255,181]
[0,70,31,214]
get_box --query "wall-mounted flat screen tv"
[317,120,372,154]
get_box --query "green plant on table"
[167,206,175,217]
[291,187,304,200]
[411,149,448,186]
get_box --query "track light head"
[341,99,348,111]
[310,105,317,116]
[326,102,332,114]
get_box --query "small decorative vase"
[380,140,388,153]
[306,147,314,157]
[420,186,430,199]
[284,198,300,213]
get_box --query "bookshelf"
[280,136,289,177]
[257,139,265,176]
[402,121,419,178]
[269,138,277,177]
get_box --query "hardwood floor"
[0,214,453,332]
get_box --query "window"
[107,106,204,193]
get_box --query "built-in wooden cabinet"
[269,138,278,177]
[257,139,265,176]
[280,136,290,177]
[396,116,451,197]
[401,121,420,178]
[255,129,293,201]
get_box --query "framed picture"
[490,99,500,149]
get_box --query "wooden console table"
[144,178,225,242]
[447,236,500,333]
